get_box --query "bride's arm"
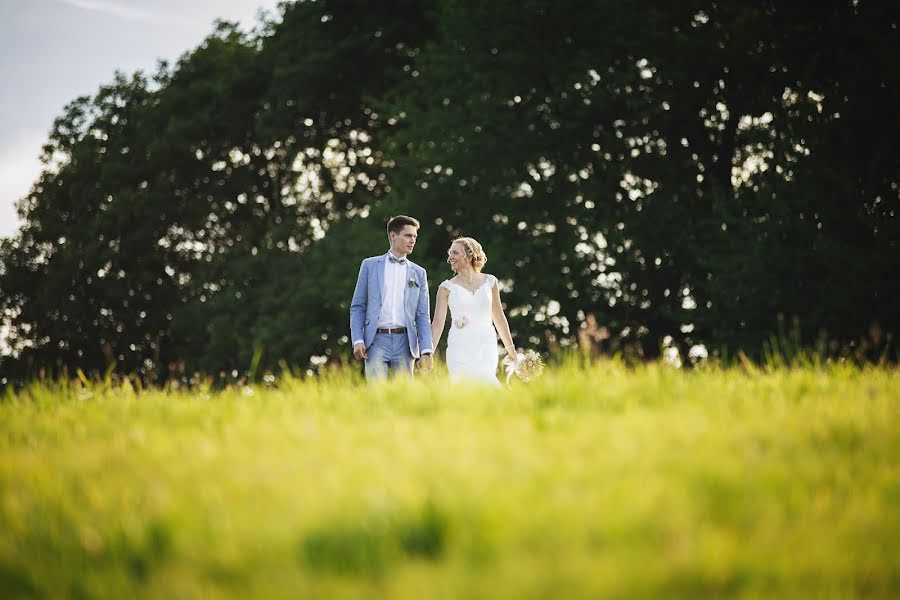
[490,280,517,361]
[431,286,450,355]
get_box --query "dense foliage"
[1,0,897,381]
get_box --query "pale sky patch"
[0,132,46,238]
[59,0,167,24]
[0,0,281,240]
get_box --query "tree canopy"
[2,0,898,383]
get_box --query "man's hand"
[353,343,368,360]
[418,353,434,372]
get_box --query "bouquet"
[502,349,545,384]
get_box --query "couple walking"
[349,215,517,386]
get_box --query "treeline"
[1,0,898,382]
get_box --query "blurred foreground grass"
[1,360,898,598]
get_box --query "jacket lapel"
[402,263,410,311]
[374,254,386,303]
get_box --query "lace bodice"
[440,274,498,331]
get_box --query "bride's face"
[447,243,468,272]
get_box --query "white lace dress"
[440,275,501,387]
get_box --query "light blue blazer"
[349,253,433,358]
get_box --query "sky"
[0,0,282,239]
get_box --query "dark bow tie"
[388,256,407,264]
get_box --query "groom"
[350,215,434,380]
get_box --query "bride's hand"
[505,345,518,362]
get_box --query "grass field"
[1,360,898,598]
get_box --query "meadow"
[0,360,897,599]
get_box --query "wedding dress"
[440,275,501,387]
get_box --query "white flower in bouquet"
[502,349,545,384]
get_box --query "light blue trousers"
[365,332,415,381]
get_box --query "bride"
[430,237,517,386]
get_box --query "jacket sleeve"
[349,260,368,345]
[415,268,433,353]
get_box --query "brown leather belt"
[376,327,407,334]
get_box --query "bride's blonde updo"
[452,237,487,272]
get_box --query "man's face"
[390,225,418,256]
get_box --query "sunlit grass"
[1,360,897,598]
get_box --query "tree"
[380,0,900,360]
[2,0,897,384]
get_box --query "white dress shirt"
[377,252,408,329]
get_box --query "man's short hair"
[387,215,420,236]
